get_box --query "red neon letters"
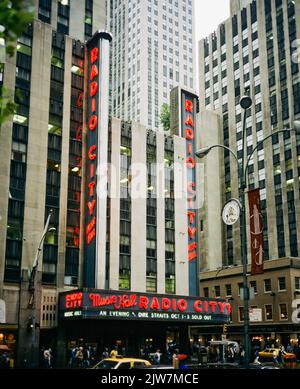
[85,44,99,245]
[65,292,83,308]
[83,292,232,316]
[185,98,197,263]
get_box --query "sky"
[194,0,230,42]
[193,0,230,91]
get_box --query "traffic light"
[223,324,228,333]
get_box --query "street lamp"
[28,210,55,368]
[196,92,300,367]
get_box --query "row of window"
[4,25,33,282]
[238,303,291,322]
[203,276,300,298]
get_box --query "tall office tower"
[108,0,196,130]
[230,0,253,15]
[0,0,108,365]
[37,0,107,41]
[198,0,300,270]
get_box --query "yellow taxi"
[258,348,296,361]
[92,357,152,369]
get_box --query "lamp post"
[196,92,300,368]
[28,210,55,368]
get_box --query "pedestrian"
[83,347,91,368]
[279,345,285,365]
[254,349,260,364]
[287,344,293,353]
[153,349,161,366]
[102,347,109,360]
[75,346,84,368]
[0,352,10,369]
[43,348,52,368]
[172,349,179,369]
[239,346,245,365]
[70,346,77,368]
[143,345,150,360]
[110,346,118,358]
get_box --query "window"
[238,282,243,296]
[165,275,175,294]
[214,285,220,298]
[265,305,273,321]
[225,284,232,297]
[279,304,288,320]
[264,279,272,293]
[295,277,300,291]
[239,307,244,322]
[203,287,209,297]
[11,141,27,163]
[250,280,257,294]
[278,277,286,291]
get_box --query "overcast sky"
[194,0,230,42]
[193,1,230,91]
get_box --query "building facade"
[196,0,300,353]
[0,1,204,365]
[198,0,300,269]
[198,258,300,353]
[108,0,196,130]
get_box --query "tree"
[0,0,34,125]
[160,103,170,132]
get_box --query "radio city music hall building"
[0,20,230,365]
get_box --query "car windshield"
[94,360,119,369]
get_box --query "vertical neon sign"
[85,32,112,288]
[181,90,199,297]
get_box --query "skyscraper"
[108,0,196,130]
[198,0,300,269]
[193,0,300,348]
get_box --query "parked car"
[258,348,296,361]
[91,357,151,369]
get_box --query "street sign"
[240,287,255,300]
[249,308,262,322]
[0,299,6,323]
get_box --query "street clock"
[222,199,241,226]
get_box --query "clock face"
[222,200,240,226]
